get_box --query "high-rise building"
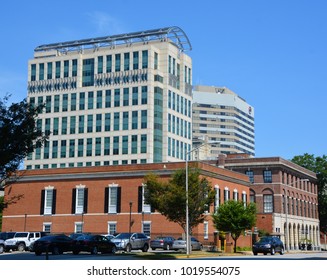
[192,85,255,158]
[25,27,193,169]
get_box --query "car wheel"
[253,252,258,256]
[271,247,275,255]
[73,250,80,255]
[17,243,26,252]
[91,246,98,255]
[142,243,149,252]
[0,245,4,254]
[166,244,170,250]
[152,247,156,250]
[280,247,284,255]
[111,245,117,254]
[126,244,132,252]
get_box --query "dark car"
[72,234,117,255]
[252,236,284,255]
[34,234,74,255]
[69,233,90,240]
[150,236,175,250]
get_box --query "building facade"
[219,154,320,250]
[2,162,251,247]
[192,85,255,157]
[25,27,193,169]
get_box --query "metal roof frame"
[34,26,192,53]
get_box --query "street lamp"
[284,179,309,252]
[129,201,133,234]
[185,141,219,256]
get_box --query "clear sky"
[0,0,326,160]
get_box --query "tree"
[144,168,215,234]
[0,95,46,211]
[291,153,327,234]
[212,200,257,253]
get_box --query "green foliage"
[291,153,327,233]
[144,168,215,233]
[212,200,257,253]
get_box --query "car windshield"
[258,237,272,243]
[114,233,132,239]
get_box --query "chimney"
[217,153,227,168]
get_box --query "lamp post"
[185,141,219,256]
[284,179,309,252]
[129,201,133,234]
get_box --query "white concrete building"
[25,27,193,169]
[192,85,255,158]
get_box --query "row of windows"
[168,90,192,117]
[168,114,192,139]
[29,135,148,161]
[31,51,149,82]
[30,87,148,113]
[37,111,148,136]
[26,158,148,170]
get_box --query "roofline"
[34,26,192,53]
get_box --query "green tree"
[291,153,327,233]
[144,168,215,234]
[212,200,257,253]
[0,95,46,212]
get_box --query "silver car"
[173,237,203,251]
[111,233,150,252]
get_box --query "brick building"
[217,154,320,250]
[2,161,251,247]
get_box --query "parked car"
[4,231,47,252]
[69,233,90,240]
[72,234,117,255]
[111,232,150,252]
[252,236,284,255]
[0,232,16,254]
[173,237,203,251]
[150,236,175,250]
[34,234,74,255]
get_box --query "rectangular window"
[141,110,147,129]
[246,170,254,183]
[122,136,128,154]
[105,90,111,108]
[123,112,129,130]
[141,86,147,104]
[263,170,272,183]
[75,188,85,214]
[69,139,75,158]
[142,50,148,69]
[88,91,94,109]
[141,134,147,153]
[39,63,44,80]
[64,60,69,78]
[114,112,120,131]
[132,111,138,129]
[106,55,112,73]
[78,139,84,157]
[61,140,67,158]
[132,87,138,105]
[62,94,68,112]
[95,137,101,156]
[115,54,121,72]
[61,117,67,135]
[123,88,129,106]
[132,135,137,154]
[108,186,118,213]
[78,116,84,133]
[98,56,103,74]
[54,95,60,112]
[124,53,130,71]
[55,61,61,79]
[142,222,151,237]
[52,141,58,158]
[264,194,273,213]
[204,221,209,240]
[96,90,102,109]
[113,136,119,155]
[105,113,111,131]
[47,62,52,79]
[43,223,52,233]
[214,187,221,211]
[79,92,85,110]
[44,189,54,215]
[104,137,110,155]
[31,64,36,81]
[87,115,93,133]
[72,59,77,77]
[71,93,76,111]
[114,89,120,107]
[154,52,158,69]
[86,138,92,156]
[70,116,76,134]
[108,222,117,235]
[96,114,102,132]
[133,51,139,69]
[82,59,94,87]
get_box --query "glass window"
[55,61,61,79]
[108,186,118,213]
[64,60,69,78]
[113,136,119,155]
[98,56,103,74]
[105,113,111,131]
[114,112,120,131]
[82,59,94,87]
[263,170,272,183]
[132,87,138,105]
[132,111,138,129]
[44,189,54,215]
[246,170,254,183]
[263,194,273,213]
[105,90,111,108]
[132,135,137,154]
[133,51,139,69]
[106,55,112,73]
[95,137,101,156]
[96,90,102,109]
[87,115,93,133]
[104,137,110,156]
[88,91,94,109]
[79,92,85,110]
[124,53,130,71]
[69,139,75,158]
[86,138,92,156]
[47,62,52,79]
[96,114,102,132]
[122,136,128,154]
[114,89,120,107]
[71,93,76,111]
[123,112,129,130]
[115,54,121,72]
[78,139,84,157]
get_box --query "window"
[142,222,151,236]
[41,187,56,215]
[43,223,52,233]
[233,189,238,201]
[214,186,220,211]
[72,186,88,214]
[139,185,151,213]
[108,222,117,235]
[246,170,254,183]
[242,191,247,207]
[204,221,209,240]
[263,170,272,183]
[263,194,273,213]
[224,187,230,202]
[105,184,121,214]
[75,222,83,233]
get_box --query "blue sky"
[0,0,326,160]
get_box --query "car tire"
[280,247,284,255]
[0,245,4,254]
[17,243,26,252]
[253,252,258,255]
[271,247,275,255]
[73,250,80,255]
[91,246,98,255]
[111,245,117,254]
[166,244,170,250]
[35,250,42,256]
[126,244,132,252]
[142,243,149,252]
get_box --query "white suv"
[4,232,45,252]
